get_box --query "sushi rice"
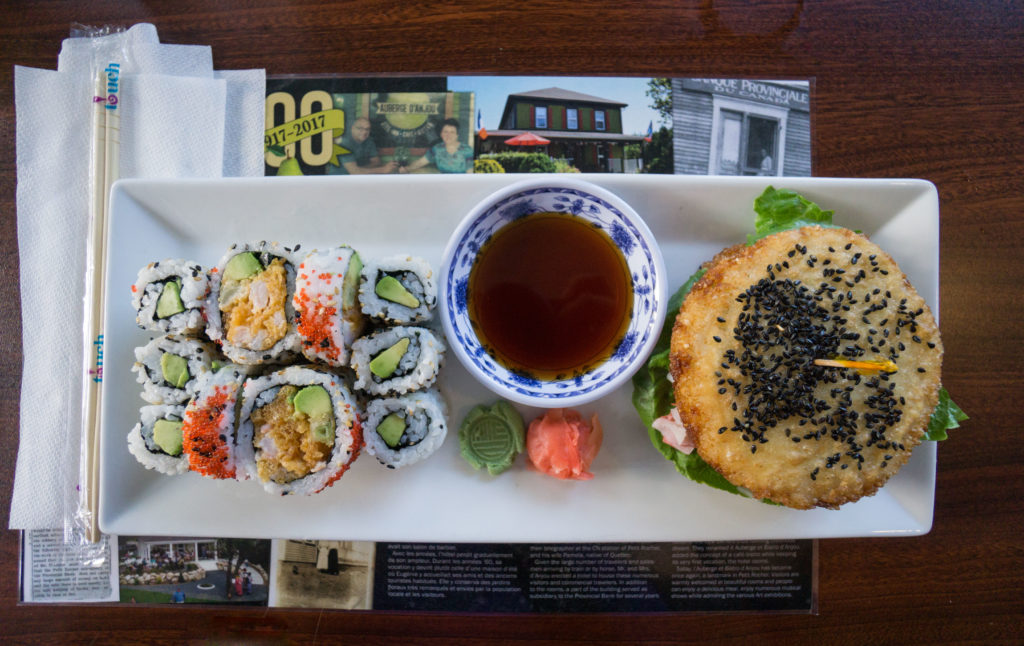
[127,404,190,475]
[132,335,216,404]
[293,246,367,367]
[132,259,208,335]
[363,389,448,469]
[358,254,437,325]
[350,326,446,396]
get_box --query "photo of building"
[448,76,664,174]
[270,540,375,610]
[480,87,649,172]
[672,79,811,176]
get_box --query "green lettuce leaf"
[923,388,968,441]
[631,269,749,496]
[749,186,836,244]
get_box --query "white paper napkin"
[12,66,93,530]
[120,74,227,178]
[10,24,265,530]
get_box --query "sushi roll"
[206,242,301,366]
[127,404,190,475]
[351,326,446,396]
[237,366,362,495]
[181,367,246,479]
[131,259,208,335]
[292,246,367,367]
[359,255,437,325]
[133,335,217,404]
[363,389,447,469]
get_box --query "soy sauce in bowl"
[440,177,666,408]
[468,211,632,380]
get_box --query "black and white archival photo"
[672,78,811,177]
[269,540,375,610]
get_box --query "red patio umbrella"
[504,132,551,146]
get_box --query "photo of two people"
[265,86,474,176]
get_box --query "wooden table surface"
[2,1,1022,643]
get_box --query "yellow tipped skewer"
[813,358,898,373]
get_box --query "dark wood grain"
[2,1,1023,643]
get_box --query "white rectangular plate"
[100,175,939,541]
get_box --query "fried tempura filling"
[222,258,289,351]
[252,386,330,483]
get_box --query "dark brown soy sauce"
[468,212,633,380]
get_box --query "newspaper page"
[21,529,119,603]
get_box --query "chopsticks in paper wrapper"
[80,56,122,542]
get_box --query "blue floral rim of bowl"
[442,181,666,403]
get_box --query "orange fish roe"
[182,387,236,479]
[294,286,341,363]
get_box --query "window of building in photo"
[535,106,548,128]
[710,97,788,176]
[566,107,578,130]
[716,107,782,176]
[595,110,606,131]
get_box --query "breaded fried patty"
[669,226,943,509]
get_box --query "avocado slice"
[377,413,407,448]
[160,353,190,388]
[223,252,263,282]
[375,276,420,308]
[292,385,335,444]
[155,279,185,319]
[153,418,184,456]
[369,337,410,379]
[342,252,363,310]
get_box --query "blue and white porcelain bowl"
[439,177,668,408]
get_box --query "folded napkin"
[10,24,265,530]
